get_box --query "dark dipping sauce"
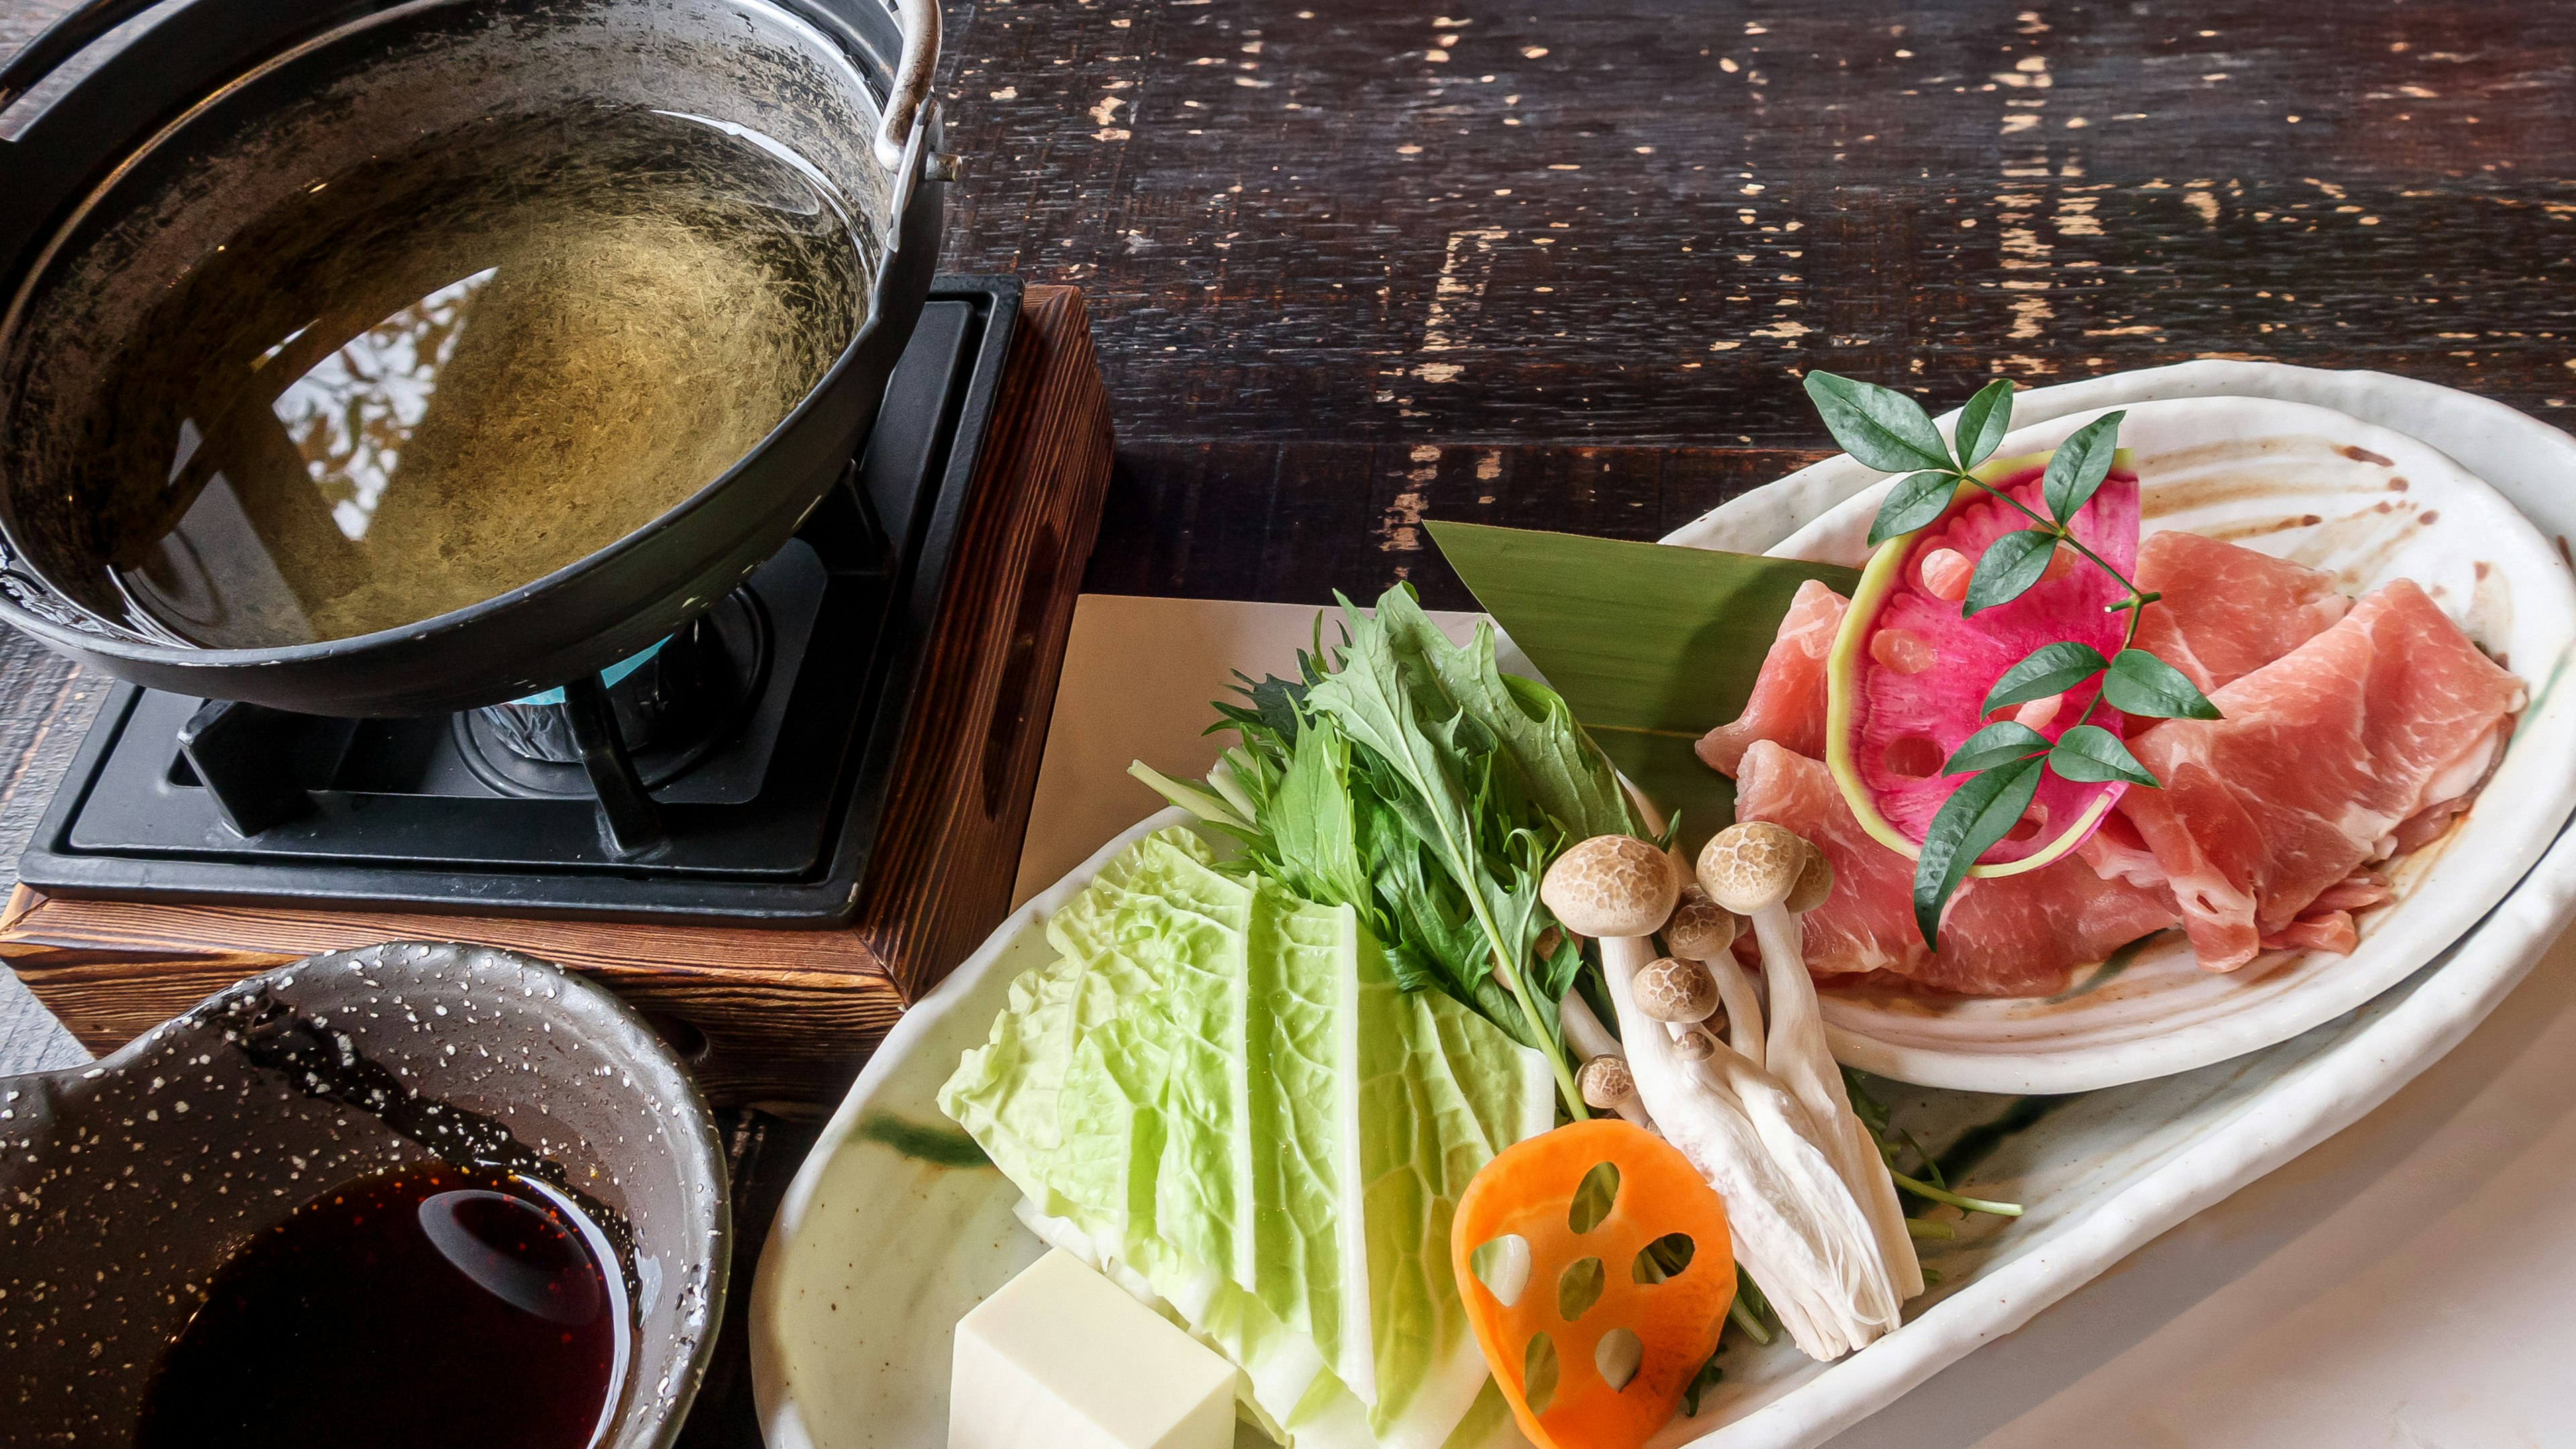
[135,1165,631,1449]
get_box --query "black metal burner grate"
[15,278,1023,926]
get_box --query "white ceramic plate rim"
[754,807,2576,1449]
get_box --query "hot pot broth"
[23,102,869,648]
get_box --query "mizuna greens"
[1133,584,1651,1118]
[1130,585,2022,1355]
[939,582,2041,1449]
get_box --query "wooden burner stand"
[0,285,1114,1109]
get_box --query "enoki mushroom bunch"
[1540,826,1923,1360]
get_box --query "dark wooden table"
[9,0,2573,1055]
[1,0,2570,1435]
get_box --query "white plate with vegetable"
[753,362,2576,1449]
[1705,392,2576,1095]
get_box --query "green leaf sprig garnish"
[1803,374,2222,949]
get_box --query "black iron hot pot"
[0,0,945,717]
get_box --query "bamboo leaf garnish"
[1810,382,2229,950]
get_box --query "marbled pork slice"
[1733,741,2180,996]
[2116,578,2524,972]
[1705,535,2353,786]
[2129,531,2353,695]
[1696,578,1845,775]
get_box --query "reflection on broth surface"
[38,104,870,647]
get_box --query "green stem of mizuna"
[1411,751,1584,1118]
[1726,1295,1774,1346]
[1481,923,1583,1118]
[1890,1171,2024,1217]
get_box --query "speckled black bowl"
[0,941,730,1446]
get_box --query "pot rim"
[0,0,941,672]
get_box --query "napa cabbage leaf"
[939,827,1550,1449]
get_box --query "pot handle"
[873,0,941,172]
[0,0,162,111]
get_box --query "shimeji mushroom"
[1633,955,1731,1063]
[1551,975,1648,1125]
[1561,1002,1652,1129]
[1541,835,1682,1127]
[1578,1055,1643,1120]
[1599,929,1902,1357]
[1699,822,1923,1306]
[1633,956,1719,1024]
[1570,801,1910,1354]
[1541,834,1681,942]
[1662,884,1764,1069]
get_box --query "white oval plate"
[757,365,2576,1449]
[1695,394,2576,1095]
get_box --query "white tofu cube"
[949,1249,1238,1449]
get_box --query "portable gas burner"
[3,280,1114,1104]
[23,278,1009,924]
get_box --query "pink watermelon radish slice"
[1825,447,2140,877]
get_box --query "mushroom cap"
[1635,957,1719,1023]
[1542,835,1680,939]
[1698,820,1813,915]
[1662,884,1743,960]
[1672,1026,1718,1062]
[1577,1054,1637,1108]
[1786,845,1836,914]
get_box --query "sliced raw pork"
[2117,579,2523,971]
[1733,741,2179,996]
[1696,578,1844,775]
[2129,531,2353,695]
[1701,534,2343,782]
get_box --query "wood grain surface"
[1,4,2566,1444]
[0,889,914,1104]
[3,3,2571,1020]
[857,283,1117,1001]
[936,0,2575,608]
[0,627,96,1070]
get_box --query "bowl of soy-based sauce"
[136,1165,635,1449]
[0,943,728,1449]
